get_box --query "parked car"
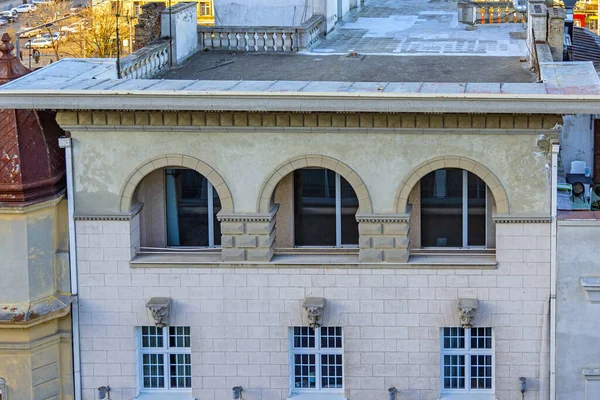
[0,10,17,22]
[69,3,87,13]
[61,21,84,34]
[32,0,54,4]
[25,37,53,49]
[19,26,43,38]
[0,17,7,26]
[41,32,63,41]
[11,4,37,13]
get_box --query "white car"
[25,37,52,49]
[11,4,37,13]
[61,21,84,34]
[0,18,7,26]
[0,10,17,20]
[32,0,54,4]
[41,32,62,41]
[19,26,42,38]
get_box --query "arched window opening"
[293,168,359,247]
[420,169,487,248]
[165,168,221,247]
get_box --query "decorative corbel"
[146,297,172,327]
[302,297,325,328]
[457,298,478,328]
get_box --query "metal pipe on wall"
[550,142,560,400]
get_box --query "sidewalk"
[309,0,528,56]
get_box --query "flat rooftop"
[160,53,535,83]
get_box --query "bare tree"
[19,1,73,60]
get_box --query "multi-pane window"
[294,168,359,247]
[441,327,493,394]
[199,1,212,16]
[165,168,221,247]
[290,327,344,393]
[421,169,487,248]
[139,326,192,392]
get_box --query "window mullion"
[207,180,215,248]
[462,169,468,248]
[335,173,341,247]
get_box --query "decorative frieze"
[493,214,552,223]
[217,205,279,262]
[356,214,411,263]
[56,111,563,131]
[74,203,144,221]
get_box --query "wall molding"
[356,213,411,223]
[57,111,563,131]
[492,214,552,223]
[217,204,279,223]
[74,203,144,221]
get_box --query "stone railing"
[120,40,170,79]
[198,15,325,52]
[458,0,526,25]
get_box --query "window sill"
[439,394,497,400]
[134,393,194,400]
[287,394,347,400]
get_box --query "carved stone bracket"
[146,297,172,327]
[457,298,478,328]
[302,297,325,328]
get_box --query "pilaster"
[218,205,278,262]
[356,214,410,263]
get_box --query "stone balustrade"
[120,40,170,79]
[198,16,325,52]
[458,0,526,25]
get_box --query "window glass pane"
[141,326,163,348]
[169,326,191,348]
[294,169,337,246]
[321,326,343,349]
[442,354,465,389]
[321,354,343,388]
[421,169,464,247]
[442,327,465,349]
[293,326,315,348]
[142,354,165,388]
[471,327,492,349]
[340,176,359,245]
[166,169,218,247]
[470,354,492,389]
[212,186,222,246]
[294,354,316,389]
[467,172,487,247]
[170,353,192,388]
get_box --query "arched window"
[134,168,221,249]
[165,169,221,247]
[420,168,487,248]
[292,168,359,247]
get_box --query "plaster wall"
[75,218,551,400]
[214,0,315,26]
[560,115,594,177]
[0,316,73,400]
[556,220,600,400]
[161,2,198,65]
[68,129,553,217]
[0,198,69,304]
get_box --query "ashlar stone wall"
[76,218,551,400]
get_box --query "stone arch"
[393,156,509,214]
[257,155,373,214]
[119,154,233,213]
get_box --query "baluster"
[253,32,259,51]
[263,32,268,51]
[480,7,485,24]
[244,32,250,51]
[489,7,493,24]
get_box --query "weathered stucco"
[556,220,600,400]
[67,122,554,217]
[215,0,316,26]
[559,115,594,176]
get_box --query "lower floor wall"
[0,315,73,400]
[76,221,552,400]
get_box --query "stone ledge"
[0,293,74,327]
[581,277,600,303]
[492,214,552,223]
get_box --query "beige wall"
[66,120,554,217]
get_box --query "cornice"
[356,213,411,223]
[55,111,563,131]
[74,203,144,221]
[0,293,74,328]
[217,204,279,223]
[492,214,552,223]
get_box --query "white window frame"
[136,326,192,396]
[165,169,219,248]
[289,327,345,396]
[440,327,495,396]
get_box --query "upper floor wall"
[57,111,559,218]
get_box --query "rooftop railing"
[198,15,326,52]
[120,40,170,79]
